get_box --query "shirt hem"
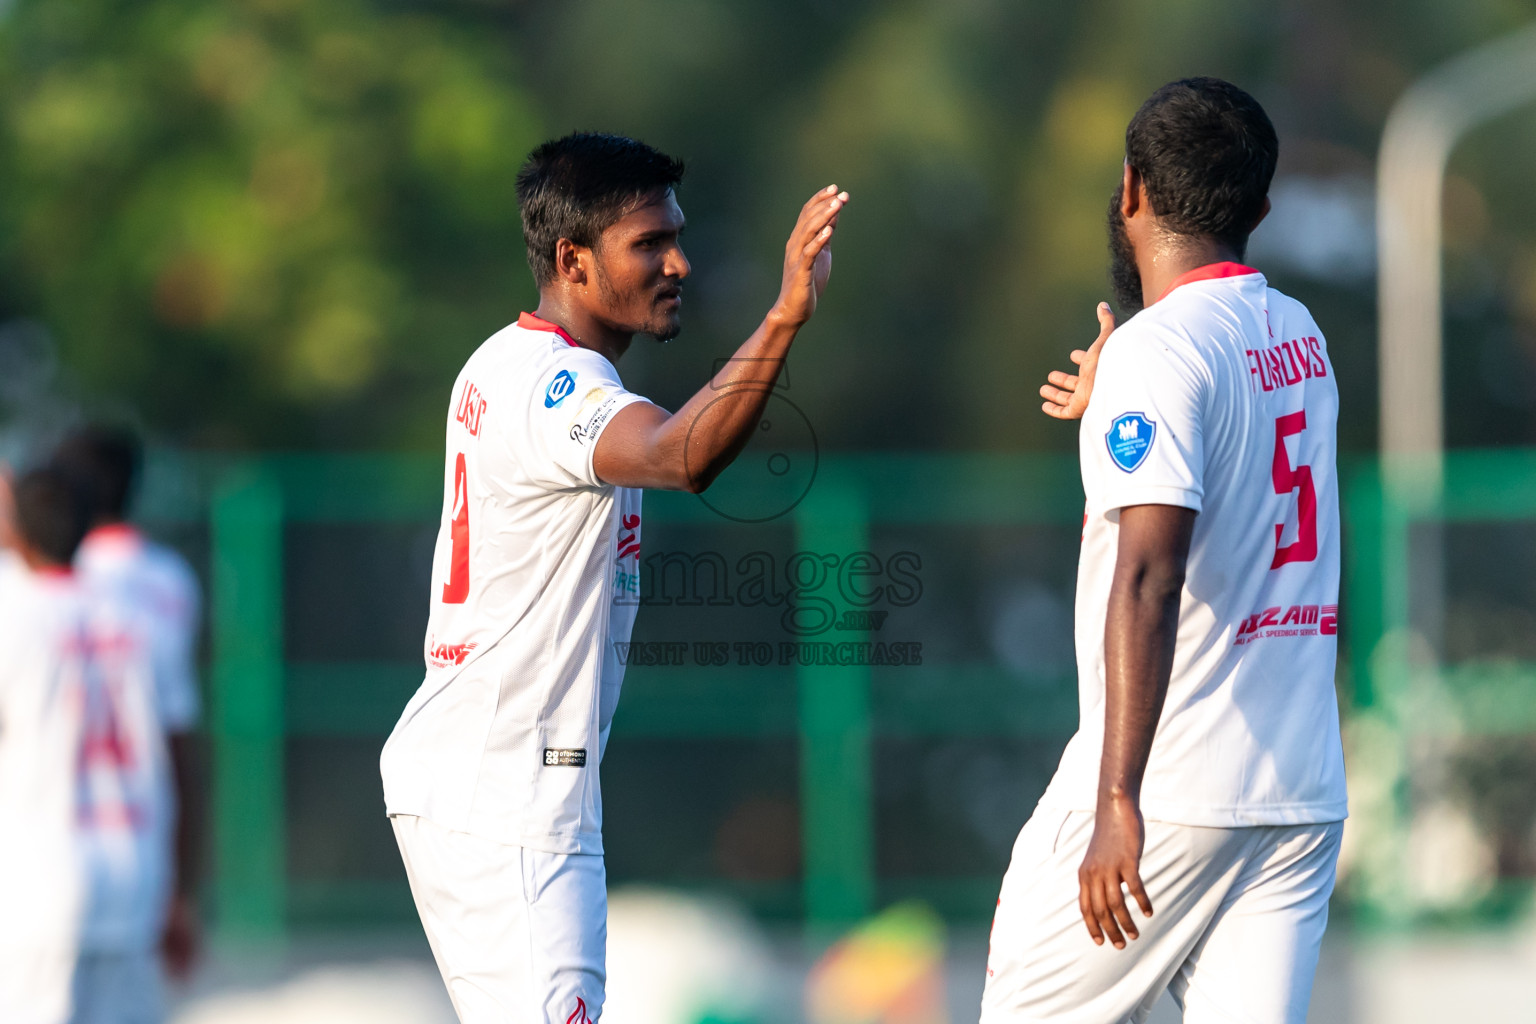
[1096,485,1203,514]
[1036,793,1348,827]
[383,803,604,855]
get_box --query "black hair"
[1125,77,1277,256]
[13,467,90,567]
[515,133,685,286]
[51,424,142,522]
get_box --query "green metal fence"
[145,449,1536,940]
[1343,451,1536,924]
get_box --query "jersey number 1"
[443,452,470,603]
[1270,411,1317,568]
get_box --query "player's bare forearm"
[595,186,847,491]
[1078,503,1194,950]
[168,733,205,896]
[1098,504,1193,805]
[164,732,206,978]
[596,316,800,492]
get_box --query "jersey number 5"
[443,452,470,603]
[1270,411,1317,568]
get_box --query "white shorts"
[981,809,1342,1024]
[0,947,76,1024]
[69,949,164,1024]
[391,814,605,1024]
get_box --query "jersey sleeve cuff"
[580,392,650,486]
[1098,485,1203,514]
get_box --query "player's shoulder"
[1263,283,1324,334]
[1100,304,1207,379]
[1142,269,1264,330]
[470,318,624,395]
[140,540,199,598]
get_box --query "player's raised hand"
[1077,794,1153,950]
[772,185,849,327]
[1041,302,1115,419]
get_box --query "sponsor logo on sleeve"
[1105,412,1155,472]
[543,748,588,767]
[616,513,641,560]
[544,369,578,408]
[569,393,625,445]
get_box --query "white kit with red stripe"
[382,313,650,853]
[74,524,201,953]
[1039,263,1348,827]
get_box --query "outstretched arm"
[1040,302,1115,420]
[1077,502,1195,949]
[594,186,849,492]
[162,731,205,979]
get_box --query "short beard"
[592,262,681,342]
[1107,184,1144,316]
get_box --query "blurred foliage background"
[6,0,1536,454]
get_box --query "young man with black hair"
[51,425,204,1021]
[0,467,93,1024]
[381,132,848,1023]
[986,78,1346,1022]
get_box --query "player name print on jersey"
[455,380,487,436]
[1105,412,1156,472]
[1245,337,1327,393]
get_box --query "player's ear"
[554,238,589,287]
[1121,162,1142,220]
[1250,195,1272,232]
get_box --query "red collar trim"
[87,523,141,544]
[518,312,580,348]
[36,565,75,580]
[1156,262,1260,303]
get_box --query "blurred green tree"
[5,0,1536,451]
[0,0,541,446]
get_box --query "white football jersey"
[0,558,89,950]
[381,313,649,853]
[74,526,200,950]
[76,526,202,733]
[1039,264,1348,827]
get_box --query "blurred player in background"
[380,133,847,1023]
[0,468,92,1024]
[984,78,1346,1023]
[53,426,205,1022]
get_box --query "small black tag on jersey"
[543,748,587,767]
